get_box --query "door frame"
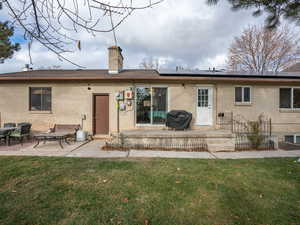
[92,93,109,135]
[195,86,214,126]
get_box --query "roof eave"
[1,76,300,83]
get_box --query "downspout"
[133,83,136,129]
[215,84,218,129]
[117,100,120,134]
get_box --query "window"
[285,135,294,143]
[296,136,300,144]
[235,87,251,103]
[280,88,300,109]
[198,89,208,107]
[284,135,300,144]
[280,88,291,108]
[294,88,300,108]
[29,87,52,111]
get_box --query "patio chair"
[0,129,11,145]
[9,123,32,145]
[4,123,16,128]
[17,122,31,127]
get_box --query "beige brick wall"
[0,82,133,134]
[216,83,300,133]
[0,81,300,136]
[168,84,217,130]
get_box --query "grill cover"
[166,110,192,130]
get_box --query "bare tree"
[139,57,160,70]
[227,25,300,74]
[1,0,163,67]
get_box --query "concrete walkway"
[66,140,128,158]
[0,140,300,159]
[0,140,89,157]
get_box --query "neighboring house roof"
[1,69,300,83]
[283,63,300,72]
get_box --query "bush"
[247,121,264,149]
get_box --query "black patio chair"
[9,123,32,145]
[4,123,16,128]
[0,129,11,145]
[17,122,31,127]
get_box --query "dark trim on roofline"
[159,72,300,79]
[2,76,300,84]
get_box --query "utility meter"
[115,91,124,100]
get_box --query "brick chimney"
[108,46,123,74]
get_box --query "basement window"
[235,86,251,104]
[280,88,300,109]
[29,87,52,111]
[284,135,300,144]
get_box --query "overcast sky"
[0,0,272,73]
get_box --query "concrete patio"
[0,140,300,159]
[0,139,89,157]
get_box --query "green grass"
[0,157,299,225]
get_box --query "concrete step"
[118,129,234,138]
[206,138,235,152]
[109,129,236,152]
[208,144,235,152]
[206,138,234,145]
[93,134,111,140]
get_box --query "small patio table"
[33,132,71,149]
[0,127,16,145]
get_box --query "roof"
[1,68,300,83]
[283,63,300,72]
[0,69,159,80]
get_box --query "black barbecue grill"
[166,110,192,130]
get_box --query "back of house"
[1,46,300,148]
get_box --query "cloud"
[0,0,269,73]
[117,0,265,70]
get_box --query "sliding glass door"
[152,87,168,124]
[136,87,168,125]
[136,87,151,124]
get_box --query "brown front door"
[93,94,109,135]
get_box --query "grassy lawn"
[0,157,299,225]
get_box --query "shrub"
[247,121,264,149]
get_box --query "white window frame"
[235,86,251,104]
[134,85,169,126]
[279,87,300,110]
